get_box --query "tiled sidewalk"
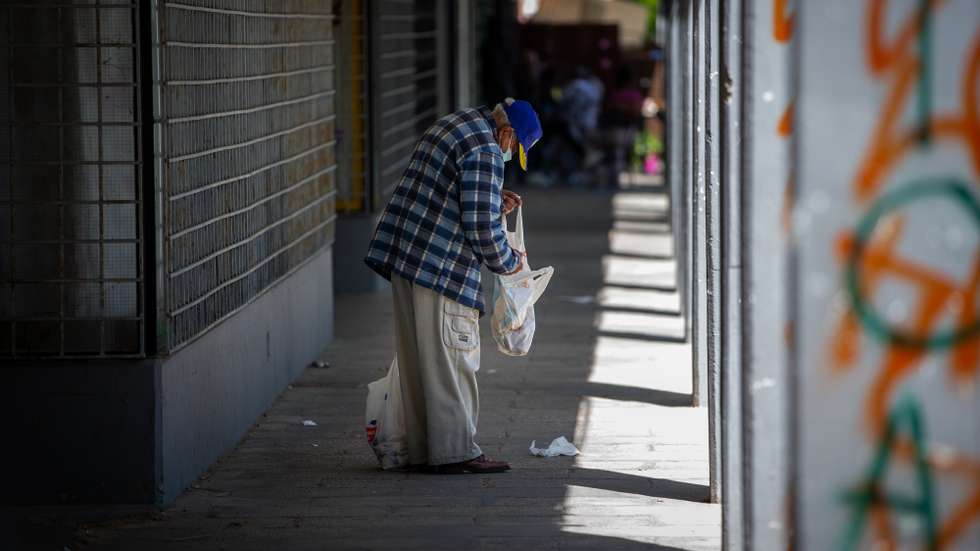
[62,184,720,550]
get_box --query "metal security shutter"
[157,1,337,352]
[369,0,442,208]
[334,0,369,212]
[1,1,144,358]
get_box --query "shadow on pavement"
[7,183,718,550]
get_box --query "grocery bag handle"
[503,205,525,250]
[514,205,525,249]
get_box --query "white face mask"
[501,148,512,164]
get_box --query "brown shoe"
[429,454,511,474]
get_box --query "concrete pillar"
[689,0,719,503]
[666,0,688,352]
[703,0,725,507]
[792,1,980,548]
[689,0,709,414]
[678,0,695,358]
[737,0,792,549]
[719,0,745,548]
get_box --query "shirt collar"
[478,105,498,141]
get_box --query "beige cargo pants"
[391,275,483,466]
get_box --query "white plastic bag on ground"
[492,206,554,356]
[529,436,581,457]
[364,357,410,469]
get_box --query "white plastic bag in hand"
[492,206,554,356]
[364,357,410,469]
[492,282,538,356]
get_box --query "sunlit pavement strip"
[75,184,719,551]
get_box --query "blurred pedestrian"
[562,65,605,144]
[603,66,645,186]
[559,66,605,186]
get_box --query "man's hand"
[505,249,526,275]
[502,189,522,215]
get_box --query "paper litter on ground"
[302,420,317,426]
[529,436,580,457]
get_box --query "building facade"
[2,0,476,506]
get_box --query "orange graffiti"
[777,103,793,137]
[831,218,906,370]
[773,1,795,235]
[827,0,980,548]
[866,0,947,75]
[869,506,897,550]
[854,37,980,203]
[939,489,980,548]
[773,0,794,43]
[774,4,797,547]
[952,258,980,377]
[835,222,980,545]
[834,224,980,419]
[780,172,794,233]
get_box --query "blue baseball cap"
[502,99,542,171]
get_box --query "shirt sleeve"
[458,149,520,275]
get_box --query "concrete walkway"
[61,182,719,550]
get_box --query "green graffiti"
[839,398,938,550]
[846,177,980,349]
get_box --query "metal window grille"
[1,0,144,358]
[157,1,338,352]
[369,0,441,209]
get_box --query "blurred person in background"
[559,66,605,186]
[524,66,564,188]
[529,65,605,188]
[602,66,645,187]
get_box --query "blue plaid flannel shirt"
[365,106,519,315]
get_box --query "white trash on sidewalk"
[302,420,318,426]
[529,436,580,457]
